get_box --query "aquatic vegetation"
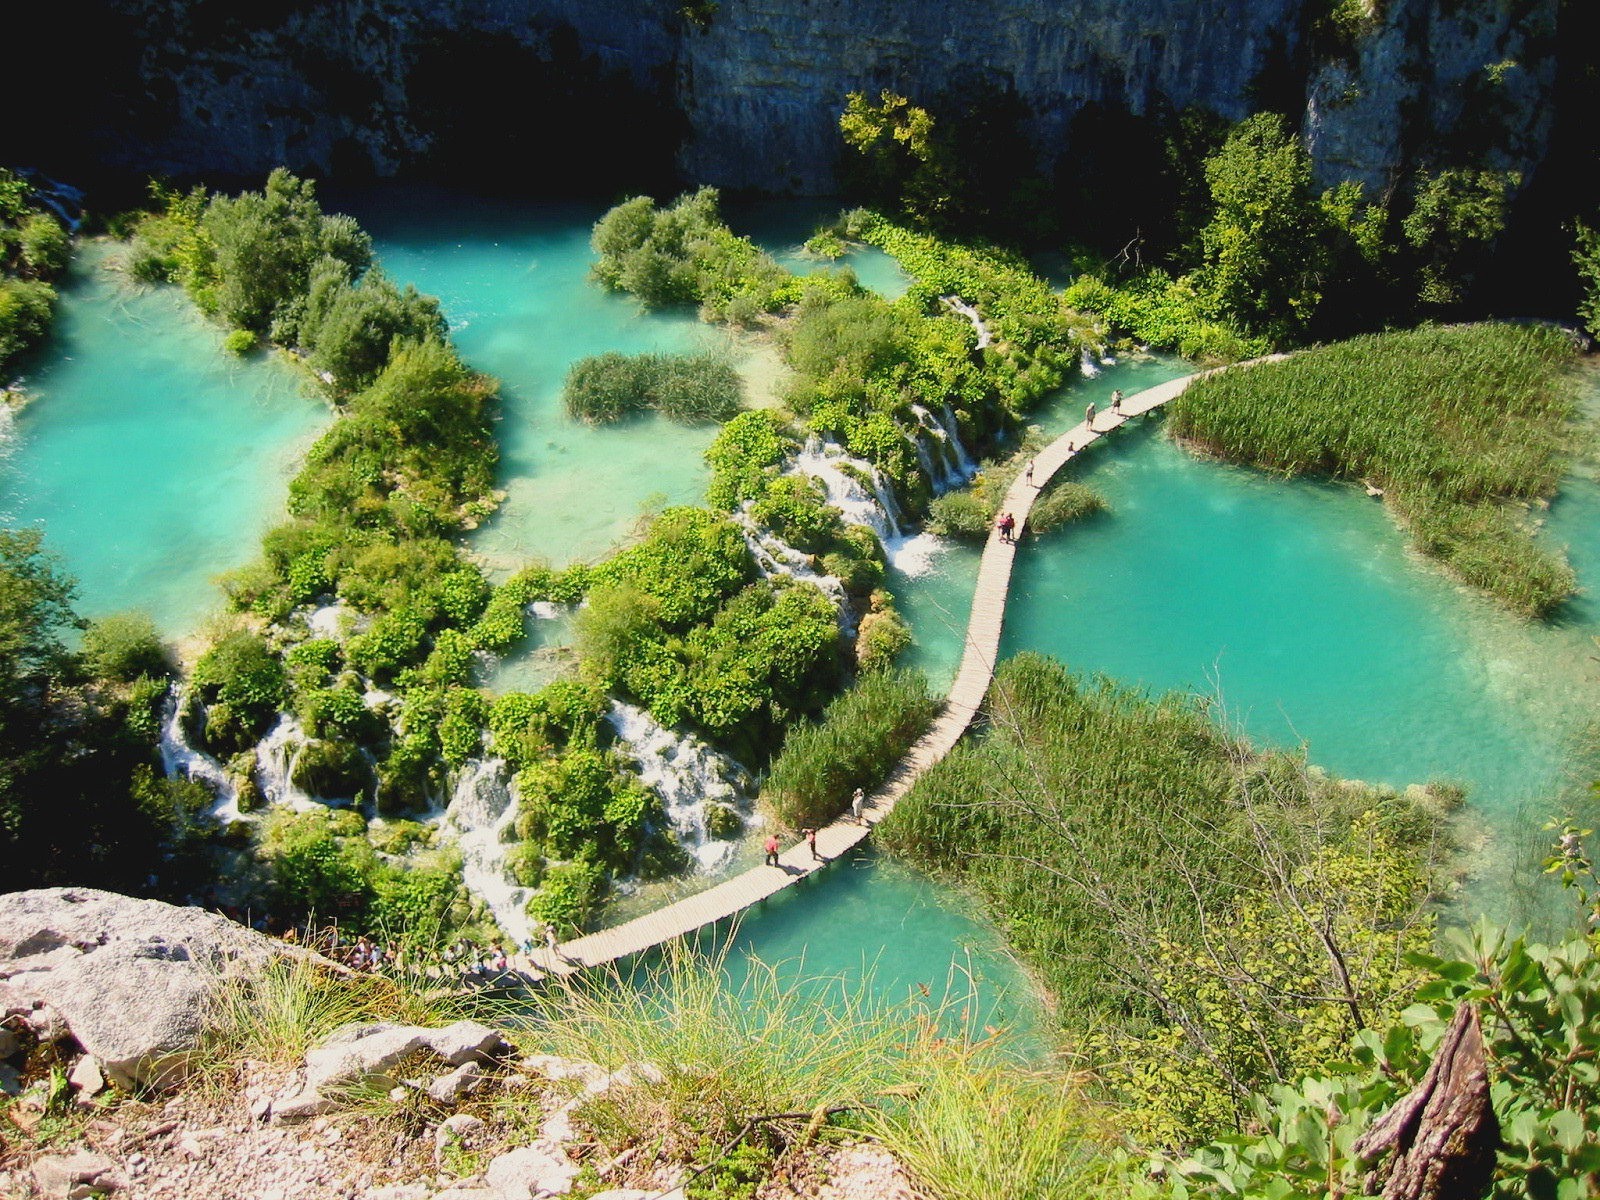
[881,653,1452,1145]
[762,666,937,830]
[1168,322,1583,615]
[0,167,69,376]
[563,350,743,425]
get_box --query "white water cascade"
[733,509,852,630]
[1079,348,1101,378]
[158,687,240,820]
[607,701,750,872]
[909,403,978,493]
[791,435,946,577]
[253,715,323,811]
[444,758,535,948]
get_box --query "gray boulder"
[31,1149,125,1199]
[0,887,321,1090]
[273,1020,510,1121]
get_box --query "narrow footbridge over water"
[521,366,1215,980]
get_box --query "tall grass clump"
[200,953,472,1068]
[927,442,1108,538]
[563,350,744,425]
[875,1055,1118,1200]
[878,652,1452,1147]
[526,942,915,1159]
[1168,321,1584,615]
[763,667,938,829]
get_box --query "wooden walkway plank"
[516,357,1262,980]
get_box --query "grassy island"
[1168,323,1585,616]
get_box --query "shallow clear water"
[894,357,1600,916]
[625,846,1047,1047]
[0,242,325,637]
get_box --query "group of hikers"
[995,389,1124,545]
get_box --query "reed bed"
[1168,322,1584,615]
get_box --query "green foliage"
[564,350,743,424]
[81,612,171,682]
[526,858,605,932]
[881,653,1449,1149]
[16,214,70,279]
[704,411,797,510]
[854,601,913,671]
[1062,271,1270,364]
[223,329,257,355]
[192,630,286,754]
[200,168,372,333]
[258,807,378,919]
[1195,113,1330,342]
[294,257,447,393]
[1164,903,1600,1198]
[588,507,754,630]
[1030,480,1107,533]
[0,277,56,374]
[1170,323,1582,615]
[591,188,792,321]
[1574,220,1600,340]
[748,474,842,554]
[1402,167,1518,309]
[763,667,936,829]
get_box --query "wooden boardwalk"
[522,368,1211,980]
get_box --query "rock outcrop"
[0,887,318,1090]
[31,0,1571,203]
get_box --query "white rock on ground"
[483,1143,581,1199]
[272,1020,510,1121]
[30,1149,125,1199]
[0,887,327,1089]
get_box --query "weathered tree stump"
[1352,1002,1499,1200]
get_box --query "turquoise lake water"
[0,242,325,638]
[894,357,1600,917]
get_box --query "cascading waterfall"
[792,435,945,577]
[253,715,321,811]
[158,686,239,820]
[1079,348,1101,378]
[733,508,852,631]
[607,701,750,872]
[909,404,978,493]
[444,758,534,948]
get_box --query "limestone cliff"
[34,0,1570,197]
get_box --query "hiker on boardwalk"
[543,922,562,960]
[764,832,780,867]
[997,511,1016,543]
[851,786,866,824]
[804,827,820,862]
[1110,389,1123,415]
[1085,400,1098,428]
[1023,459,1034,485]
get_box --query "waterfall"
[607,702,750,872]
[253,715,322,811]
[444,758,535,947]
[790,435,945,577]
[158,686,239,821]
[793,436,903,541]
[1079,348,1101,378]
[909,404,978,494]
[940,294,992,349]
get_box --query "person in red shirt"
[764,832,780,867]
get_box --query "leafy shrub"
[82,612,171,682]
[17,214,70,279]
[705,410,797,510]
[192,630,286,753]
[0,277,55,373]
[526,858,604,932]
[223,329,257,355]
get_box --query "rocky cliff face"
[60,0,1563,196]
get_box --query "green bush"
[526,858,604,932]
[17,213,70,279]
[223,329,257,355]
[763,667,936,829]
[192,630,286,754]
[705,410,797,510]
[1029,480,1107,533]
[0,277,56,373]
[82,613,171,682]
